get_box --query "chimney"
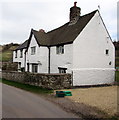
[39,29,45,33]
[69,2,81,24]
[74,1,77,7]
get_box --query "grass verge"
[0,78,53,94]
[115,71,119,85]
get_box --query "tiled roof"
[15,40,28,50]
[31,10,97,47]
[18,10,97,50]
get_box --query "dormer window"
[56,45,64,54]
[31,46,36,55]
[20,49,23,58]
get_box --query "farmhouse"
[13,2,115,86]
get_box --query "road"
[2,84,79,118]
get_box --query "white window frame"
[56,45,64,54]
[31,46,36,55]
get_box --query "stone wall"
[2,71,72,89]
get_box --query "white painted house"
[13,2,115,86]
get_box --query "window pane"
[62,46,64,54]
[56,45,64,54]
[32,64,38,73]
[15,51,17,58]
[106,49,109,55]
[20,50,23,58]
[31,47,36,55]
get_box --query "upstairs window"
[106,49,109,55]
[56,45,64,54]
[20,49,23,58]
[15,51,17,58]
[31,46,36,55]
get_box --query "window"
[109,61,112,65]
[56,45,64,54]
[27,63,29,72]
[31,46,36,55]
[18,62,21,70]
[15,51,17,58]
[20,49,23,58]
[58,67,67,73]
[32,64,38,73]
[106,49,109,55]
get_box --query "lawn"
[0,78,53,94]
[115,71,119,84]
[115,57,119,67]
[0,50,13,62]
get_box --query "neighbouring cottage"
[13,2,115,86]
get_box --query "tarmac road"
[2,83,79,119]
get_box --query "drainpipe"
[48,47,50,74]
[24,50,26,72]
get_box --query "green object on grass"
[56,91,65,97]
[56,91,72,97]
[63,91,72,96]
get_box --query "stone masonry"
[2,71,72,89]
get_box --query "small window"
[106,49,109,55]
[109,61,112,65]
[20,49,23,58]
[56,45,64,54]
[32,64,38,73]
[58,67,67,73]
[31,46,36,55]
[15,51,17,58]
[18,62,21,70]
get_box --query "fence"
[2,71,72,89]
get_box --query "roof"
[18,10,97,50]
[29,10,97,47]
[15,40,28,50]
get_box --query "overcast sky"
[0,0,118,45]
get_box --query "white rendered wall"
[73,11,115,86]
[13,49,26,68]
[26,35,48,73]
[50,44,73,73]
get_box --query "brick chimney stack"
[69,2,81,25]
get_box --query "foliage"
[1,50,12,62]
[115,71,119,85]
[115,57,119,67]
[0,43,19,62]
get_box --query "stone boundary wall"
[2,71,72,89]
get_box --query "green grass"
[0,50,13,62]
[115,57,119,67]
[0,78,53,94]
[115,71,119,84]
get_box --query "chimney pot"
[74,2,77,7]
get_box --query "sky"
[0,0,118,45]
